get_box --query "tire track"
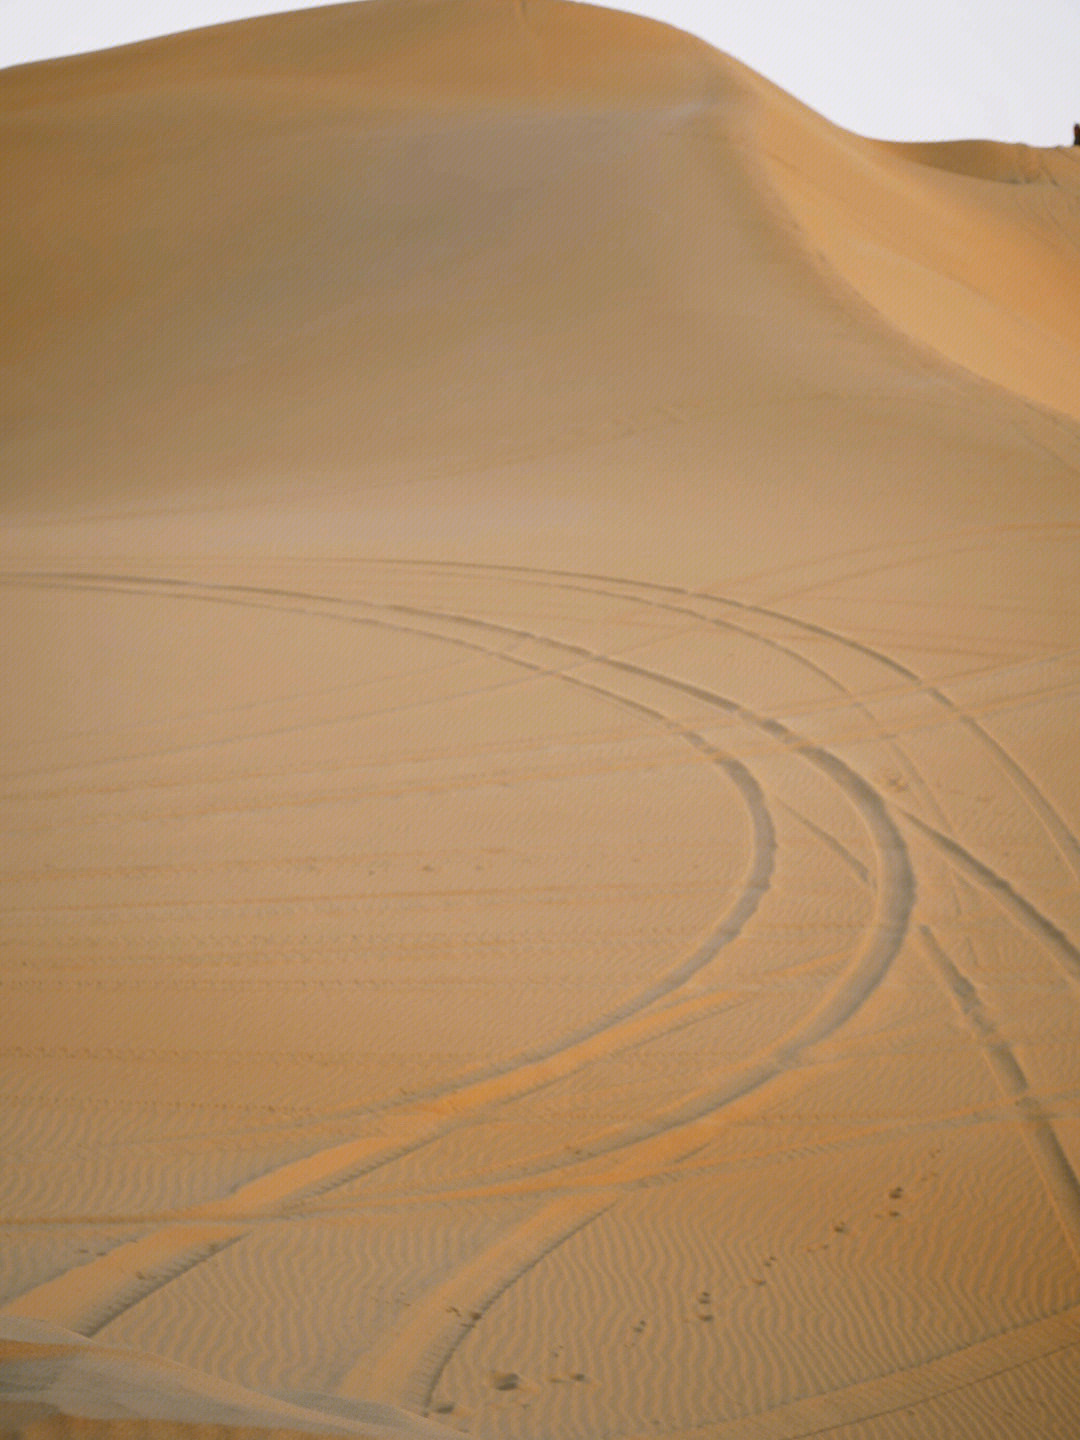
[4,570,912,1084]
[0,568,779,1330]
[335,553,1078,1422]
[789,777,1080,1284]
[339,551,1080,1018]
[139,553,1070,1038]
[783,759,1080,1293]
[921,925,1080,1267]
[208,585,917,1178]
[902,811,1080,990]
[0,567,912,1361]
[325,564,1080,1203]
[13,557,1078,918]
[779,757,1080,1281]
[1,1226,242,1335]
[335,1192,616,1413]
[335,554,1080,887]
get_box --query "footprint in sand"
[489,1370,521,1392]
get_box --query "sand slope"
[2,3,1080,1437]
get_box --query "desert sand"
[2,1,1080,1436]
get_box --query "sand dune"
[750,82,1080,423]
[2,2,1080,1437]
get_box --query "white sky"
[2,0,1079,145]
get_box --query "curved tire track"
[0,568,778,1330]
[921,927,1080,1266]
[1,566,914,1374]
[336,554,1080,887]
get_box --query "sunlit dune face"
[2,4,1080,1439]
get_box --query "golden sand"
[2,3,1079,1436]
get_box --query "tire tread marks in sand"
[905,813,1080,989]
[0,569,778,1333]
[17,562,1080,1414]
[333,554,1080,886]
[921,926,1080,1266]
[0,565,909,1338]
[2,1226,242,1336]
[335,1193,615,1412]
[2,568,913,1118]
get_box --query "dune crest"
[3,4,1080,1440]
[744,73,1080,421]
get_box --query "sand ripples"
[4,551,1079,1434]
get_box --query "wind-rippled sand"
[2,2,1080,1437]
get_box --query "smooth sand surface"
[3,2,1080,1436]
